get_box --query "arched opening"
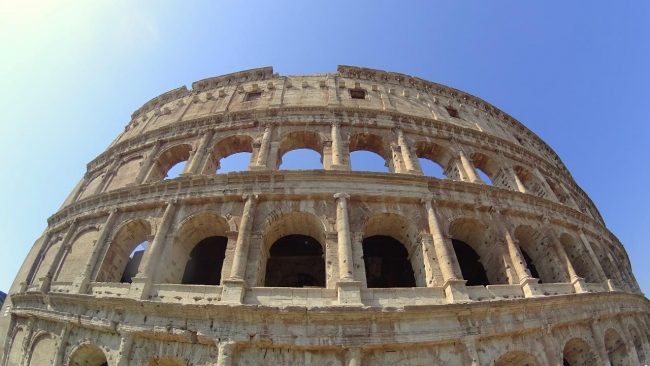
[546,177,571,204]
[449,218,506,285]
[146,144,192,182]
[205,135,254,174]
[56,228,100,282]
[260,211,327,287]
[349,133,391,173]
[276,131,323,170]
[181,236,227,285]
[494,351,539,366]
[471,152,499,186]
[106,156,142,191]
[476,168,493,185]
[362,235,416,288]
[96,219,151,283]
[560,233,599,283]
[28,334,57,366]
[279,149,322,170]
[31,238,62,285]
[161,212,230,284]
[414,141,453,179]
[513,165,548,198]
[604,328,629,366]
[68,343,108,366]
[514,225,566,284]
[452,239,489,286]
[562,337,598,366]
[629,325,646,363]
[264,235,325,287]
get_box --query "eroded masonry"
[1,66,648,366]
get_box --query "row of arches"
[78,128,591,216]
[9,321,648,366]
[67,207,630,292]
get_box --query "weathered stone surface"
[1,66,648,366]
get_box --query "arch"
[470,152,500,186]
[414,141,454,179]
[204,134,254,173]
[604,328,629,366]
[28,333,57,366]
[560,233,599,283]
[349,133,391,172]
[545,177,572,204]
[96,219,152,283]
[106,155,143,191]
[6,327,26,366]
[56,227,101,282]
[78,173,104,200]
[494,350,539,366]
[260,211,327,287]
[513,165,548,198]
[68,342,108,366]
[628,325,646,363]
[449,218,507,285]
[361,213,419,288]
[146,143,193,182]
[562,337,598,366]
[514,225,565,284]
[161,212,230,284]
[31,237,63,284]
[276,131,324,169]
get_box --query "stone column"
[578,230,608,283]
[548,229,586,293]
[501,223,540,297]
[96,156,122,194]
[330,121,346,169]
[590,320,612,366]
[334,193,354,281]
[115,333,134,366]
[253,123,273,169]
[423,198,467,302]
[458,150,480,183]
[395,127,419,174]
[510,166,528,193]
[72,209,119,294]
[462,337,480,366]
[216,341,235,366]
[345,347,361,366]
[533,168,559,201]
[130,201,178,299]
[38,219,79,292]
[186,130,214,174]
[135,141,163,184]
[223,194,257,303]
[52,324,71,366]
[618,318,641,366]
[418,234,439,287]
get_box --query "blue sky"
[1,1,649,294]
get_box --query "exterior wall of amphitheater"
[1,65,648,365]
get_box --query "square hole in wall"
[244,91,262,102]
[445,106,459,118]
[349,89,366,100]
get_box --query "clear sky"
[1,1,649,294]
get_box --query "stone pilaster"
[548,229,586,293]
[216,341,235,366]
[115,333,134,366]
[330,121,347,170]
[578,230,608,283]
[186,130,214,174]
[52,324,71,366]
[38,219,79,292]
[334,193,362,305]
[395,127,419,174]
[458,150,480,183]
[345,347,361,366]
[223,194,257,303]
[252,124,273,169]
[590,320,612,366]
[136,141,163,184]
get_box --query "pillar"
[462,336,480,366]
[590,320,612,366]
[548,229,587,293]
[458,150,480,183]
[38,219,79,292]
[216,341,235,366]
[135,142,163,184]
[72,209,119,294]
[115,333,134,366]
[96,156,122,194]
[618,318,641,366]
[222,194,257,303]
[509,167,527,193]
[52,324,71,366]
[418,234,439,287]
[395,127,419,174]
[501,224,540,297]
[334,193,362,305]
[423,198,467,302]
[186,130,214,174]
[533,167,559,201]
[129,201,178,299]
[345,347,361,366]
[253,123,273,169]
[330,121,346,169]
[578,230,608,283]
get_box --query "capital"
[334,192,350,200]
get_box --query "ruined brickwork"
[1,66,648,365]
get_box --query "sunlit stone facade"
[1,66,648,365]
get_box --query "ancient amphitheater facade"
[1,66,648,366]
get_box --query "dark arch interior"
[264,235,325,287]
[120,241,148,283]
[520,248,541,282]
[452,239,490,286]
[362,235,416,288]
[181,236,227,285]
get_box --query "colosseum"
[0,66,648,365]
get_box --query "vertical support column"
[137,141,163,184]
[115,333,134,366]
[501,222,540,297]
[52,324,71,366]
[334,193,362,305]
[95,156,122,194]
[462,336,480,366]
[330,121,347,170]
[423,198,467,302]
[533,168,559,201]
[590,320,612,366]
[38,220,79,293]
[510,166,528,193]
[129,201,178,299]
[618,318,641,366]
[216,341,235,366]
[418,234,439,287]
[186,130,214,174]
[222,194,257,303]
[72,209,119,294]
[345,348,361,366]
[458,150,480,183]
[395,127,419,174]
[578,230,608,284]
[548,229,586,293]
[252,123,273,170]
